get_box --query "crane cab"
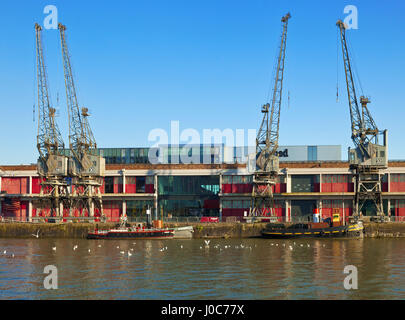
[68,155,105,176]
[348,130,388,168]
[37,155,68,176]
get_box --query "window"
[104,177,114,193]
[136,177,145,193]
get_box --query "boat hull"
[261,223,363,239]
[87,229,175,240]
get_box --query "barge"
[261,220,364,239]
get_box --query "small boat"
[87,222,175,240]
[261,220,364,239]
[173,226,194,239]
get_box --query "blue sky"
[0,0,404,164]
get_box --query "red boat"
[87,223,175,240]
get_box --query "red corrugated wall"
[392,200,405,216]
[390,174,405,192]
[1,177,28,194]
[321,175,354,192]
[103,201,122,222]
[221,175,285,194]
[126,177,137,193]
[322,200,352,223]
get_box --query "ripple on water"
[0,238,404,299]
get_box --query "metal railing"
[3,214,405,224]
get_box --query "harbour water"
[1,238,405,300]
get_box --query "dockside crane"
[35,23,69,217]
[336,20,388,220]
[250,13,291,218]
[58,23,105,219]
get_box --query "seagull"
[307,244,310,247]
[31,230,40,238]
[116,246,120,249]
[180,245,183,249]
[130,248,134,251]
[300,244,304,247]
[98,245,102,248]
[204,240,210,246]
[88,249,91,253]
[128,251,132,257]
[289,245,293,251]
[52,247,56,251]
[73,245,78,251]
[120,251,125,254]
[3,250,6,254]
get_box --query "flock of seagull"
[0,231,327,259]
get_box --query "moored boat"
[172,226,194,239]
[261,220,364,239]
[87,222,175,240]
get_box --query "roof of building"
[1,161,405,172]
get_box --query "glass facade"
[291,200,317,220]
[126,200,154,217]
[157,176,220,217]
[158,176,220,196]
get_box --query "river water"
[0,237,404,300]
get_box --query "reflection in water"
[0,238,405,299]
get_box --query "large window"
[291,175,320,192]
[158,198,219,217]
[158,176,220,196]
[126,200,154,217]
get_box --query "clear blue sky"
[0,0,404,164]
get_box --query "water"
[1,237,405,299]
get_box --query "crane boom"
[58,23,90,172]
[336,19,387,220]
[35,23,66,173]
[256,13,290,173]
[251,13,291,219]
[58,22,105,219]
[336,20,386,164]
[35,23,69,218]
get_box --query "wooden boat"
[261,220,364,239]
[87,222,175,240]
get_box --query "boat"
[172,226,194,239]
[87,222,175,240]
[261,220,364,239]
